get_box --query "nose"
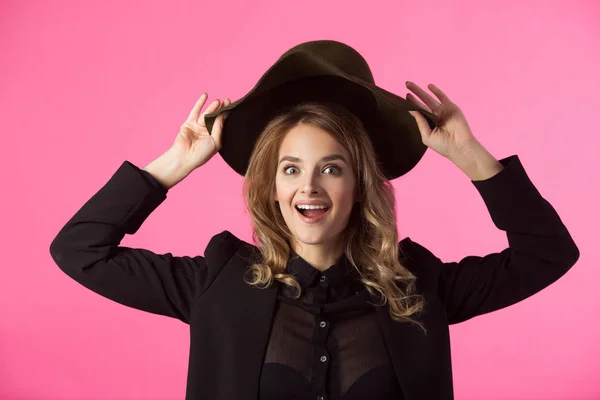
[301,169,321,194]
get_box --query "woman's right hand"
[170,93,231,171]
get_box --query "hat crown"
[282,40,375,84]
[204,39,437,180]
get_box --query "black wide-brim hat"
[204,39,439,180]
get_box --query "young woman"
[50,41,579,400]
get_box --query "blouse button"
[319,276,328,284]
[317,396,324,400]
[320,355,327,362]
[319,321,327,328]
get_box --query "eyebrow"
[278,154,348,165]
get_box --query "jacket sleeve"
[409,155,580,325]
[49,161,234,324]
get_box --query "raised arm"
[409,155,579,325]
[403,82,579,324]
[49,94,233,324]
[50,158,201,323]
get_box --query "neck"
[291,234,346,272]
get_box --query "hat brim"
[205,51,439,180]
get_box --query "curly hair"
[242,101,427,334]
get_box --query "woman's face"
[275,123,357,252]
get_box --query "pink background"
[1,0,598,399]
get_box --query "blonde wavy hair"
[242,101,427,334]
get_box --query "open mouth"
[295,206,330,223]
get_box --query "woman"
[49,41,579,400]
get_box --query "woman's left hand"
[405,81,479,161]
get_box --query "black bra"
[259,363,404,400]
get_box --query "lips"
[294,201,330,208]
[295,206,329,224]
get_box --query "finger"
[406,93,431,113]
[211,98,232,145]
[223,98,231,120]
[187,93,208,124]
[427,83,452,104]
[406,81,441,110]
[408,110,431,141]
[198,99,221,126]
[211,109,226,147]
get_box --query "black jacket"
[49,154,579,399]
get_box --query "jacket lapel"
[226,258,280,399]
[374,293,454,400]
[222,249,454,400]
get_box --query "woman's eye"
[283,166,298,175]
[324,165,341,175]
[283,165,342,175]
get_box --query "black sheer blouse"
[138,168,404,399]
[259,250,404,400]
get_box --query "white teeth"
[296,204,328,210]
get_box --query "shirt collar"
[285,249,358,292]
